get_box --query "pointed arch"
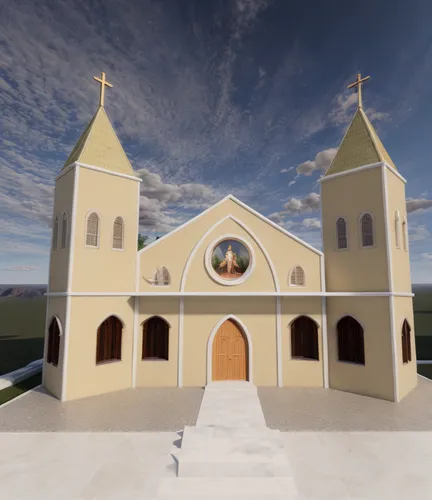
[360,212,374,247]
[96,315,123,364]
[336,217,348,249]
[401,319,412,364]
[290,315,319,360]
[47,316,62,366]
[112,216,124,250]
[337,315,365,365]
[289,265,305,286]
[394,210,401,249]
[53,216,59,250]
[86,211,100,248]
[61,212,69,249]
[207,314,253,384]
[142,316,170,360]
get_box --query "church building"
[43,72,417,403]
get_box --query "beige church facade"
[43,73,418,404]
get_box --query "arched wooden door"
[212,319,248,381]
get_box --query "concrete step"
[153,477,298,500]
[172,448,292,477]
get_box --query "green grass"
[0,297,46,375]
[0,373,42,405]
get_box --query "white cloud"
[421,253,432,260]
[288,180,296,187]
[296,148,338,177]
[302,217,321,229]
[283,192,320,214]
[409,224,430,242]
[2,265,40,272]
[406,198,432,214]
[280,167,294,173]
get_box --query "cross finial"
[347,73,371,108]
[93,72,113,107]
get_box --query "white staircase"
[152,381,298,499]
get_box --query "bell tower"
[320,74,417,402]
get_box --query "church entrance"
[212,319,248,381]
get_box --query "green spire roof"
[63,106,134,176]
[325,107,396,177]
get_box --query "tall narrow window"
[47,317,61,366]
[291,316,319,360]
[402,217,408,251]
[86,212,99,247]
[361,213,374,247]
[61,212,68,249]
[96,316,122,364]
[337,316,365,365]
[336,217,348,249]
[53,217,59,250]
[402,319,412,364]
[394,210,401,249]
[289,266,305,286]
[112,217,124,250]
[142,317,169,360]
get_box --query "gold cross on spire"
[347,73,371,108]
[93,71,113,107]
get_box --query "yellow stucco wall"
[49,168,76,292]
[43,297,67,399]
[393,296,418,401]
[281,297,324,387]
[385,169,412,292]
[326,297,395,401]
[135,297,179,387]
[321,166,389,292]
[64,296,134,401]
[139,197,322,293]
[71,166,139,292]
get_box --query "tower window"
[337,316,365,365]
[402,319,412,364]
[53,217,59,250]
[61,212,68,249]
[96,315,123,364]
[402,217,408,251]
[47,317,61,366]
[289,265,305,286]
[395,210,401,249]
[360,213,374,247]
[291,316,319,360]
[142,316,170,360]
[336,217,348,249]
[112,216,124,250]
[86,212,100,247]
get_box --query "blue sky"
[1,0,432,284]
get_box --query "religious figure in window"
[211,239,250,280]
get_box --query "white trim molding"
[178,298,184,387]
[56,161,143,183]
[276,297,282,387]
[206,314,253,384]
[132,296,139,388]
[320,254,329,389]
[204,234,256,286]
[319,161,407,185]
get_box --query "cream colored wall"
[393,296,418,401]
[182,297,277,386]
[321,167,389,291]
[281,297,324,387]
[326,297,395,401]
[139,197,322,293]
[71,167,138,292]
[64,296,134,401]
[135,297,179,387]
[43,297,67,399]
[49,168,76,292]
[385,169,412,292]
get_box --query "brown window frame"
[96,316,123,364]
[47,317,61,366]
[142,317,169,360]
[337,316,365,365]
[402,319,412,364]
[291,315,319,361]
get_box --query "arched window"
[47,317,61,366]
[142,317,169,360]
[153,266,171,286]
[402,217,408,251]
[61,212,68,249]
[337,316,365,365]
[53,217,59,250]
[402,319,412,364]
[86,212,100,247]
[96,316,122,364]
[291,316,319,360]
[336,217,348,249]
[361,213,374,247]
[394,210,400,249]
[112,217,124,250]
[289,266,305,286]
